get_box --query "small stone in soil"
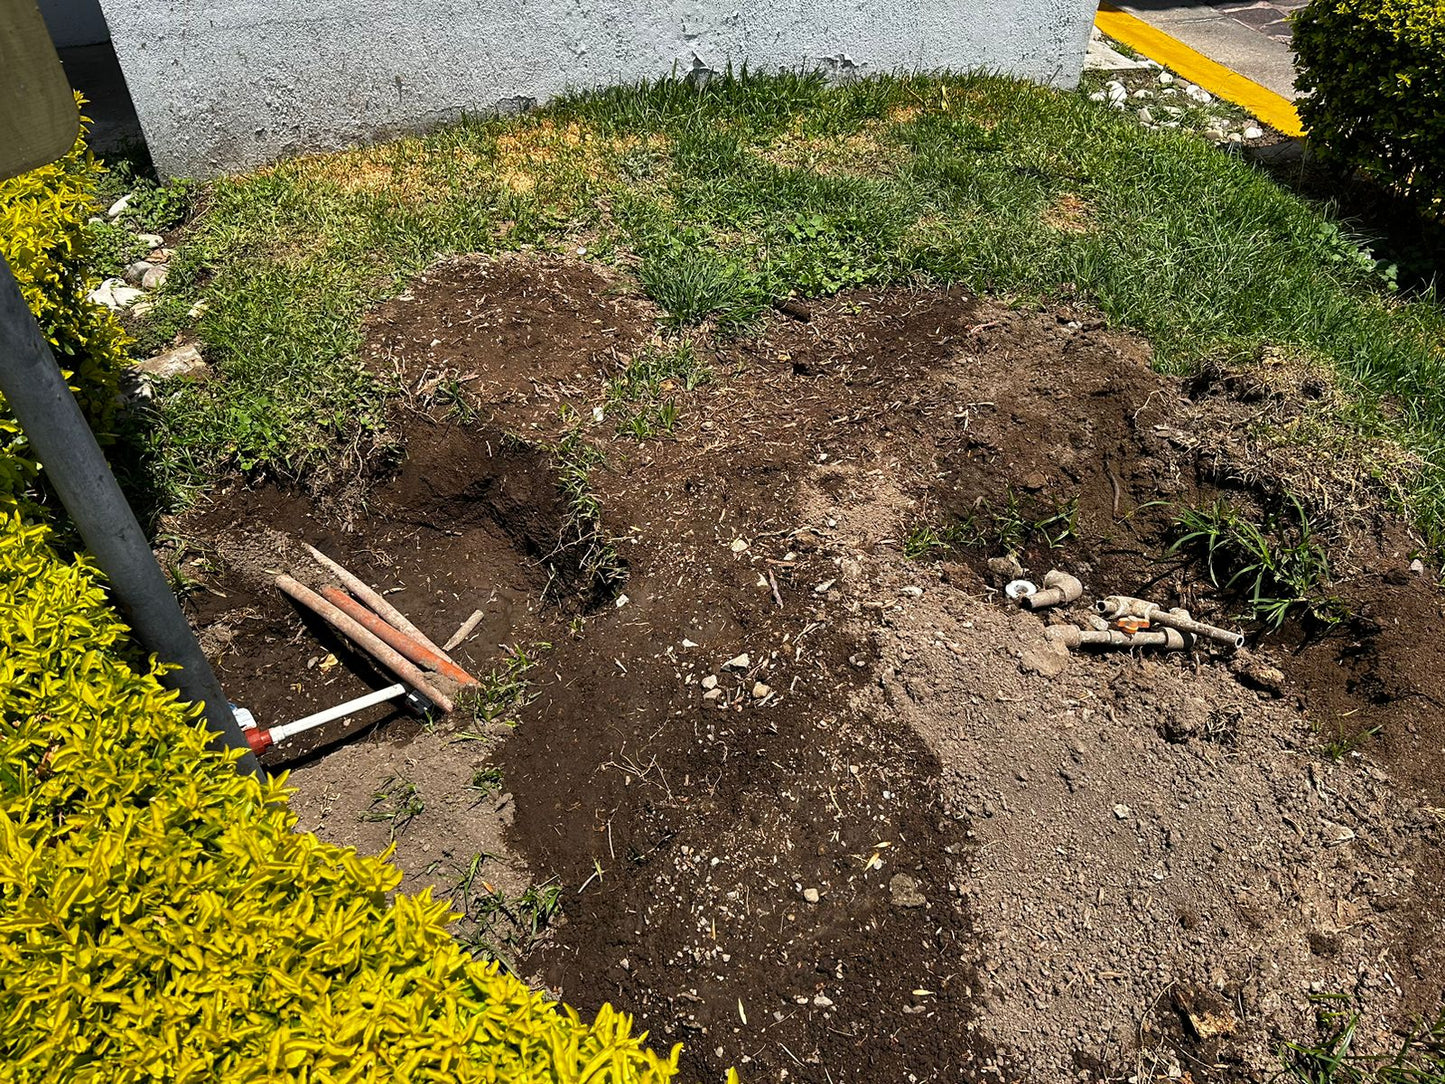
[1113,804,1131,819]
[890,873,926,907]
[701,675,718,690]
[723,653,750,670]
[751,682,772,699]
[132,343,208,379]
[803,888,820,904]
[1243,126,1264,140]
[813,994,834,1008]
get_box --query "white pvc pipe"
[269,683,407,744]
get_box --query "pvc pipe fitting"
[1045,625,1189,651]
[1094,595,1244,649]
[246,683,410,754]
[1022,570,1084,610]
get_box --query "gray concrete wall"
[38,0,109,47]
[99,0,1097,178]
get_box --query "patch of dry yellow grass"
[1042,193,1094,234]
[760,118,902,177]
[261,120,669,204]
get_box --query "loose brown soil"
[176,254,1445,1083]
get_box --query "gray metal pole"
[0,256,261,776]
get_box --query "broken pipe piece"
[1046,624,1189,651]
[1021,570,1084,610]
[1095,595,1244,649]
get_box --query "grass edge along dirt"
[121,69,1445,554]
[1279,993,1445,1084]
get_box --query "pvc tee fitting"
[1094,595,1244,650]
[1021,570,1084,611]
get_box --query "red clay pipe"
[303,543,459,666]
[1095,596,1244,649]
[318,584,479,687]
[275,574,455,712]
[1022,570,1084,611]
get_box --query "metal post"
[0,255,261,776]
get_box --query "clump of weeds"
[604,339,710,439]
[457,879,564,969]
[1167,496,1345,630]
[905,490,1078,559]
[360,776,424,839]
[467,643,549,729]
[549,417,628,596]
[1279,993,1445,1083]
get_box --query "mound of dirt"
[178,255,1445,1083]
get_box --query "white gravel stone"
[88,278,145,309]
[132,343,208,379]
[1243,126,1264,140]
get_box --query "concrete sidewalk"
[1112,0,1301,100]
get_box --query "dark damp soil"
[174,254,1445,1083]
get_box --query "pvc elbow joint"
[1022,570,1084,610]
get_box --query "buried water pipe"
[242,683,411,754]
[1046,624,1190,652]
[317,585,479,688]
[1095,595,1244,649]
[274,574,456,712]
[303,543,460,666]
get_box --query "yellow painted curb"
[1095,4,1303,138]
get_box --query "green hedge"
[0,504,689,1082]
[1294,0,1445,210]
[0,97,130,500]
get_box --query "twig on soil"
[577,859,605,894]
[444,609,485,651]
[767,567,784,609]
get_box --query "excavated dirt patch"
[178,255,1445,1083]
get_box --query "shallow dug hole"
[179,255,1445,1083]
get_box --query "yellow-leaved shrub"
[0,96,130,499]
[0,502,686,1081]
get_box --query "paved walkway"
[1110,0,1301,100]
[1205,0,1307,46]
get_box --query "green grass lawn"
[123,70,1445,550]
